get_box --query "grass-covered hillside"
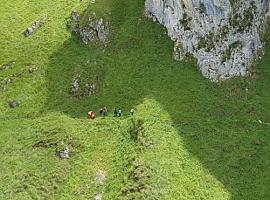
[0,0,270,199]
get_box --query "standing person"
[130,108,135,115]
[99,108,104,116]
[88,111,95,119]
[118,109,122,117]
[103,107,108,117]
[114,108,118,117]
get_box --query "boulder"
[2,78,12,85]
[9,100,19,108]
[28,66,38,73]
[59,147,70,159]
[68,11,109,45]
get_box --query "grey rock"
[24,15,48,37]
[145,0,270,81]
[26,27,34,35]
[59,147,70,159]
[68,11,109,45]
[9,100,19,108]
[28,66,38,73]
[2,78,12,85]
[70,11,80,22]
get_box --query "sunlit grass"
[0,0,270,199]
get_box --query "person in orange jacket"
[88,111,95,119]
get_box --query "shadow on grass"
[44,0,270,199]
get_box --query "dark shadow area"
[44,0,270,199]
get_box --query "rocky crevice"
[145,0,270,81]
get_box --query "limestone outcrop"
[145,0,270,81]
[68,11,109,45]
[24,15,47,37]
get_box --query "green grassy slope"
[0,0,270,199]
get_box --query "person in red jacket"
[88,111,95,119]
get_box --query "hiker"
[99,108,104,115]
[118,109,122,117]
[102,107,108,117]
[130,108,135,115]
[88,111,95,119]
[113,108,118,117]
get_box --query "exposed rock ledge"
[145,0,270,81]
[68,11,109,45]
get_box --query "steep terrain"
[145,0,270,81]
[0,0,270,199]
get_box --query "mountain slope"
[0,0,270,199]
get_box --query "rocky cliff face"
[145,0,270,81]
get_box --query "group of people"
[88,107,135,119]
